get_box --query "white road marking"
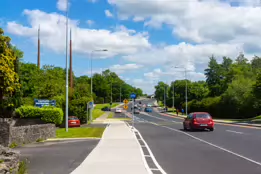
[161,126,261,167]
[140,112,182,123]
[226,130,244,134]
[134,128,167,174]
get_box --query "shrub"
[15,105,63,125]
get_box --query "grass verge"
[56,127,105,138]
[92,109,105,120]
[107,112,114,118]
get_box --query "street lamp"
[175,66,188,116]
[90,49,108,122]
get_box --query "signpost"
[89,101,94,122]
[34,99,56,108]
[130,93,136,128]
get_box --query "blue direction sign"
[130,93,136,99]
[89,101,94,108]
[34,99,56,108]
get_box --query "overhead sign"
[130,93,136,99]
[123,99,129,104]
[34,99,56,108]
[123,105,128,110]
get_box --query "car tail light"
[209,120,214,124]
[193,119,198,124]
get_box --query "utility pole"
[65,0,69,132]
[69,28,73,91]
[172,81,175,109]
[120,84,122,103]
[37,25,40,69]
[183,49,188,115]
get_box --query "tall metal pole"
[37,25,40,69]
[185,68,188,116]
[120,85,121,102]
[172,81,175,109]
[65,0,69,132]
[164,83,166,108]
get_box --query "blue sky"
[1,0,261,94]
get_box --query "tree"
[251,56,261,74]
[205,56,223,97]
[0,28,21,117]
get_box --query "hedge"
[15,105,64,125]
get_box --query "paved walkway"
[71,120,149,174]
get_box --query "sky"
[1,0,261,94]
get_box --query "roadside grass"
[18,160,28,174]
[216,115,261,123]
[107,112,114,118]
[92,103,120,120]
[92,109,105,120]
[56,127,105,138]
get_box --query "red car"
[68,116,81,127]
[183,112,214,131]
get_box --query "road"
[126,99,261,174]
[16,139,99,174]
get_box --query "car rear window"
[196,114,211,119]
[69,117,78,120]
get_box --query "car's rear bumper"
[192,124,214,129]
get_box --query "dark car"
[183,112,214,131]
[102,107,111,111]
[144,107,152,112]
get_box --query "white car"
[115,108,122,113]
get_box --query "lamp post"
[175,66,188,116]
[90,49,108,122]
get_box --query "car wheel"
[183,123,187,131]
[209,128,214,131]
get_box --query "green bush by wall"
[15,106,64,125]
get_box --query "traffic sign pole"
[132,98,134,129]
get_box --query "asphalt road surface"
[16,139,99,174]
[127,99,261,174]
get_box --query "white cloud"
[6,9,151,58]
[86,20,94,26]
[109,0,261,53]
[109,63,143,74]
[105,10,113,18]
[56,0,69,12]
[131,79,155,94]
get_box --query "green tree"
[0,28,21,117]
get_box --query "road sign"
[123,105,128,110]
[123,99,129,104]
[130,93,136,99]
[34,99,56,108]
[89,102,94,108]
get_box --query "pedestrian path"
[71,120,150,174]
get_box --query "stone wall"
[0,119,56,147]
[0,145,20,174]
[10,124,56,145]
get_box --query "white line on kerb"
[134,128,168,174]
[226,130,244,134]
[161,126,261,166]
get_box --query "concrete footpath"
[71,120,149,174]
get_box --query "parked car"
[183,112,214,131]
[115,108,122,113]
[144,107,152,112]
[68,116,80,127]
[102,106,111,111]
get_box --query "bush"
[69,97,91,123]
[15,105,63,125]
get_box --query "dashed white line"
[226,130,244,134]
[161,126,261,167]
